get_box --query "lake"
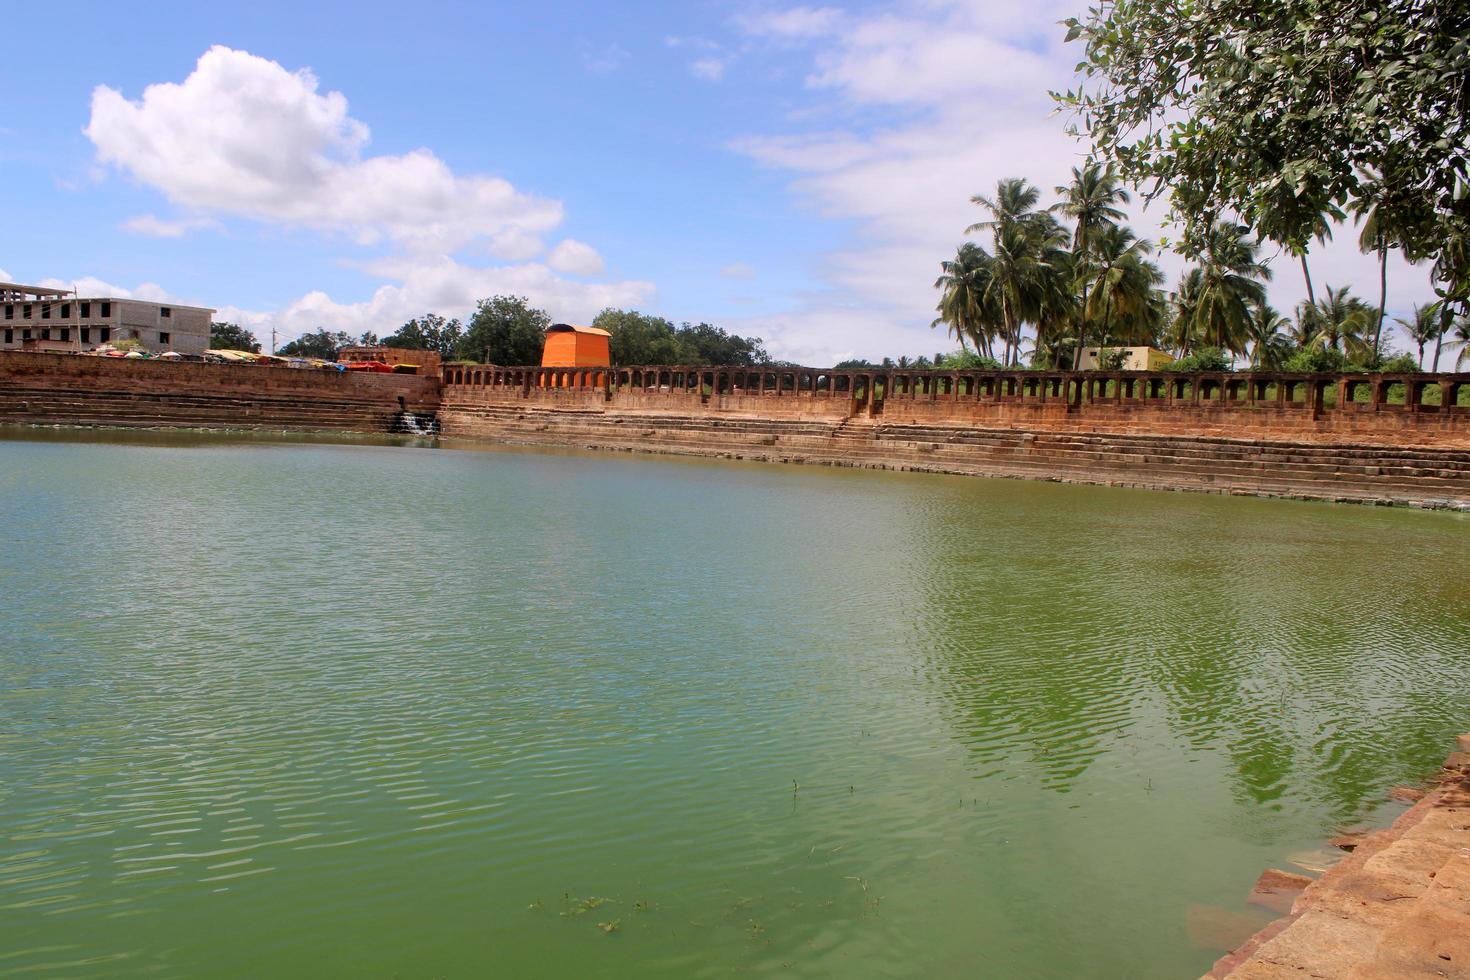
[2,428,1468,978]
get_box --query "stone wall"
[439,363,1470,449]
[0,351,439,432]
[437,365,1470,508]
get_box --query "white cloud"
[121,213,222,238]
[36,275,181,304]
[719,262,757,280]
[739,6,845,39]
[546,239,606,276]
[729,0,1440,362]
[85,46,563,255]
[690,58,728,81]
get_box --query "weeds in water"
[527,899,544,912]
[561,896,613,917]
[597,919,620,934]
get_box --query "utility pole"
[271,328,277,355]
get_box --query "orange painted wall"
[541,331,610,368]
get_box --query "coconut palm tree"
[1246,304,1293,369]
[1447,317,1470,370]
[1395,303,1442,370]
[933,243,998,359]
[1181,222,1271,356]
[1167,268,1204,356]
[967,178,1070,366]
[1086,225,1164,349]
[1304,286,1375,363]
[1051,162,1130,367]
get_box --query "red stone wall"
[0,351,439,431]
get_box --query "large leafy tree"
[458,295,550,364]
[1051,163,1130,366]
[593,309,686,364]
[278,329,355,359]
[209,321,261,352]
[674,322,769,365]
[1058,0,1470,310]
[382,313,464,358]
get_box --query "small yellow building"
[541,323,611,368]
[1077,346,1176,371]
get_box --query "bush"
[1375,353,1419,374]
[1280,347,1346,373]
[1164,347,1230,372]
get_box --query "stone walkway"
[1207,736,1470,979]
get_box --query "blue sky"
[0,0,1440,362]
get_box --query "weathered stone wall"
[440,363,1470,450]
[437,365,1470,507]
[0,351,439,432]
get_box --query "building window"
[61,303,71,319]
[99,328,111,343]
[41,328,51,340]
[100,302,111,317]
[4,304,11,319]
[41,304,51,320]
[160,307,171,318]
[80,302,90,318]
[23,304,32,319]
[82,328,90,344]
[3,329,11,344]
[60,328,70,342]
[23,329,32,340]
[159,331,170,345]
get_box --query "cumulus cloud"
[730,0,1438,362]
[546,239,606,276]
[85,46,563,255]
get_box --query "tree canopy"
[278,329,356,359]
[209,322,260,353]
[460,296,550,365]
[1056,0,1470,307]
[591,309,768,366]
[381,313,464,358]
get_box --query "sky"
[0,0,1443,363]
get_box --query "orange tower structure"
[540,324,611,387]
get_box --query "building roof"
[0,282,73,299]
[546,323,612,337]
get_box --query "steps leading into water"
[439,403,1470,508]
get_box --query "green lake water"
[2,428,1468,978]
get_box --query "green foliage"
[459,296,550,364]
[210,321,260,353]
[278,329,354,359]
[1281,346,1347,373]
[1057,0,1470,308]
[591,309,768,365]
[1163,347,1231,373]
[1377,353,1420,374]
[594,309,686,364]
[936,349,1003,370]
[382,313,463,357]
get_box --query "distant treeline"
[211,297,770,367]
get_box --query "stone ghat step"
[446,417,1458,481]
[872,422,1470,463]
[442,417,1470,500]
[0,394,400,431]
[0,384,425,409]
[449,410,1470,472]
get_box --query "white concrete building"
[1,282,214,355]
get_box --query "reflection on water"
[1,431,1467,978]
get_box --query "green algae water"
[3,429,1469,979]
